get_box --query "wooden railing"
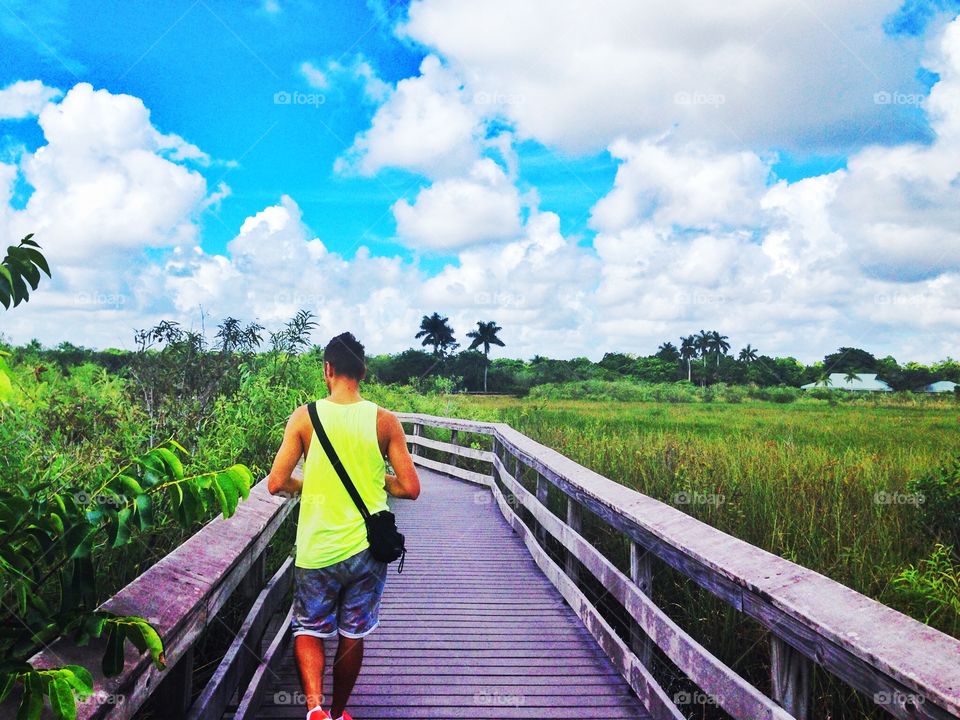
[397,413,960,720]
[1,473,300,720]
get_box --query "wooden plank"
[487,478,683,720]
[395,413,498,435]
[234,607,294,720]
[491,423,960,719]
[566,498,582,584]
[253,467,651,720]
[629,542,653,669]
[407,433,494,463]
[3,475,300,720]
[492,454,794,720]
[411,453,492,486]
[188,557,295,720]
[771,635,811,720]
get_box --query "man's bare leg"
[294,634,326,712]
[330,635,364,718]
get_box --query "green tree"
[0,235,51,310]
[680,335,697,382]
[466,321,505,392]
[738,344,758,363]
[656,341,680,364]
[708,331,731,367]
[416,312,458,357]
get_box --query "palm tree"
[708,331,731,367]
[467,321,506,392]
[416,312,457,357]
[657,341,680,362]
[680,336,697,382]
[738,344,758,363]
[815,372,834,388]
[695,330,711,369]
[844,370,862,387]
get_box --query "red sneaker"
[306,708,332,720]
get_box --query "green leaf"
[114,474,144,498]
[0,367,12,402]
[154,448,183,480]
[210,471,237,517]
[101,625,125,677]
[16,672,42,720]
[0,673,15,704]
[9,271,27,306]
[225,464,253,500]
[60,666,92,697]
[181,481,204,525]
[48,677,76,720]
[111,507,132,548]
[20,249,50,278]
[134,493,153,530]
[124,620,165,670]
[165,483,184,523]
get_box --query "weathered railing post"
[449,429,459,468]
[156,647,195,719]
[771,636,812,720]
[629,541,653,668]
[565,498,582,584]
[410,423,422,456]
[535,474,549,546]
[240,550,266,600]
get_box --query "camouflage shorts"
[290,547,388,639]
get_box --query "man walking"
[267,332,421,720]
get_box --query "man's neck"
[326,381,362,404]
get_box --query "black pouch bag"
[307,401,406,572]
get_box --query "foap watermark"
[474,689,525,707]
[273,690,318,706]
[874,690,925,710]
[474,291,526,308]
[673,690,719,707]
[72,491,125,508]
[472,90,525,107]
[274,90,326,108]
[75,291,127,308]
[673,491,726,506]
[874,291,930,307]
[874,90,924,106]
[674,90,726,107]
[274,291,325,305]
[79,690,126,706]
[675,291,727,306]
[473,489,521,510]
[874,490,924,506]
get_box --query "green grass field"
[445,394,959,716]
[461,395,958,614]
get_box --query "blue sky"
[1,0,960,361]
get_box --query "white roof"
[801,373,893,391]
[923,380,958,393]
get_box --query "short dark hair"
[323,332,366,380]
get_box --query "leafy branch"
[0,441,253,719]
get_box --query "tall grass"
[456,394,960,717]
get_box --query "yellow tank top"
[295,398,388,568]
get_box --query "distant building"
[921,380,958,393]
[800,373,893,392]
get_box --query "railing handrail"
[397,412,960,720]
[3,474,300,720]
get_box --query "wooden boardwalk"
[251,467,651,719]
[14,413,959,720]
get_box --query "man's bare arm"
[379,410,420,500]
[266,407,306,497]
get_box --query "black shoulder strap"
[307,401,371,520]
